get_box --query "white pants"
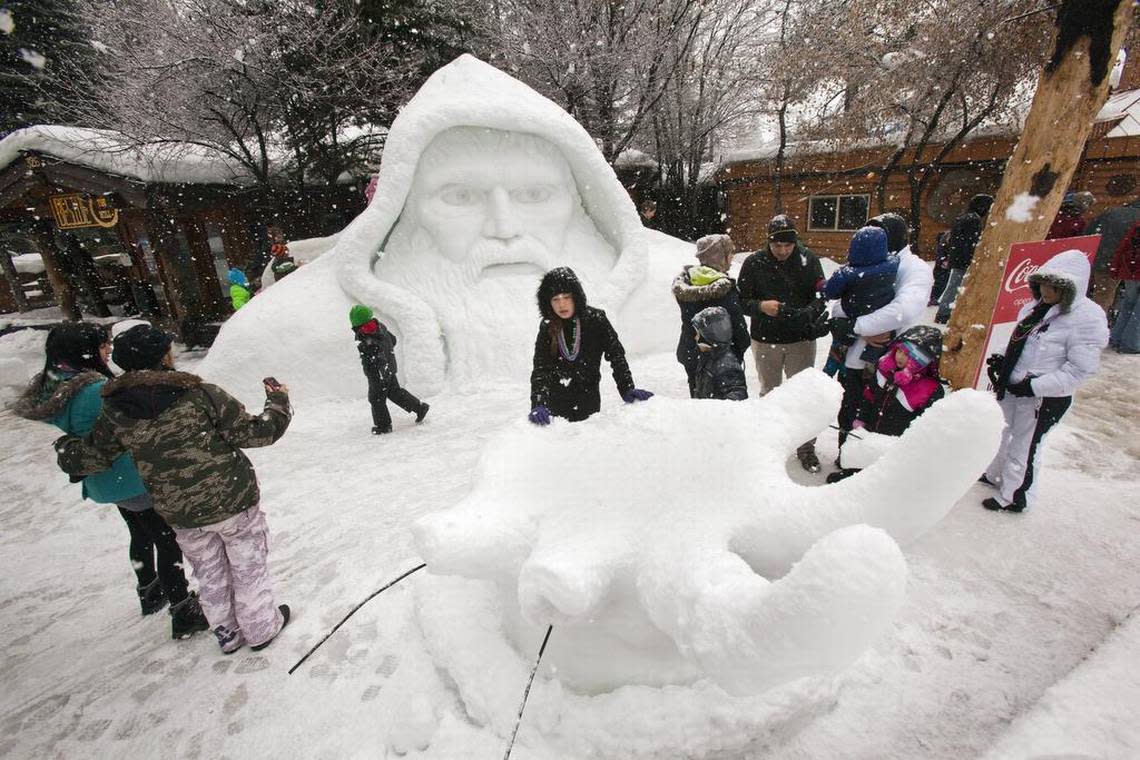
[984,395,1071,510]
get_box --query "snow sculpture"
[199,55,682,399]
[414,370,1004,699]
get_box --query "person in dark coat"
[529,267,652,424]
[827,325,945,482]
[691,306,748,401]
[673,234,749,397]
[821,226,898,375]
[737,214,828,471]
[1085,199,1140,311]
[935,193,993,324]
[1046,191,1093,240]
[350,305,429,434]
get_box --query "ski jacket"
[56,370,291,529]
[672,266,749,372]
[858,351,944,436]
[230,283,252,311]
[13,371,146,504]
[823,255,899,319]
[1109,223,1140,281]
[691,307,748,401]
[1046,210,1087,241]
[947,211,984,270]
[834,248,933,369]
[737,243,826,344]
[1006,251,1109,398]
[530,306,633,422]
[1086,202,1140,272]
[354,321,399,387]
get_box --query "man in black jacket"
[737,214,827,471]
[935,194,993,324]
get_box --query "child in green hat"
[349,305,429,434]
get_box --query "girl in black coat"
[529,268,653,424]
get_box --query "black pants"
[117,506,189,604]
[836,366,866,447]
[368,381,422,431]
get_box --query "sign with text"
[972,235,1099,390]
[48,193,120,230]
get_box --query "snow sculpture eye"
[438,185,484,207]
[511,185,554,204]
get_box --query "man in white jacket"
[981,250,1109,512]
[833,213,934,445]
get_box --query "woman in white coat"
[981,250,1109,512]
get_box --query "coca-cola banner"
[972,235,1100,390]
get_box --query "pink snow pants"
[174,507,283,650]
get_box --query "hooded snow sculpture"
[200,55,679,399]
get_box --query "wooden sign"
[48,193,120,229]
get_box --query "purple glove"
[528,405,551,425]
[622,388,654,403]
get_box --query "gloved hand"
[985,353,1005,388]
[1005,378,1035,397]
[893,368,914,386]
[622,388,654,403]
[528,405,551,426]
[852,419,866,430]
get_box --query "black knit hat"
[867,213,910,253]
[112,324,175,371]
[767,214,797,244]
[44,322,112,377]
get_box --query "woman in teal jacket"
[14,322,207,640]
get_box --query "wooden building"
[717,65,1140,262]
[0,127,364,342]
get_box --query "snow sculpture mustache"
[413,370,1004,696]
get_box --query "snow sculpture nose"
[482,186,520,240]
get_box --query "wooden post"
[0,248,29,312]
[940,0,1133,389]
[31,221,80,321]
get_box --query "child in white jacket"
[981,250,1109,512]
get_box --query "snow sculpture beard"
[375,127,617,384]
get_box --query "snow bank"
[259,232,341,287]
[0,328,44,405]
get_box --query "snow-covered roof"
[1097,88,1140,138]
[0,126,255,185]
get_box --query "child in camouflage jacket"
[56,324,293,655]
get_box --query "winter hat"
[1073,191,1095,212]
[228,268,249,287]
[687,265,727,287]
[867,213,909,253]
[536,267,587,320]
[968,194,994,217]
[894,325,943,367]
[846,226,889,267]
[112,324,175,371]
[695,234,735,269]
[691,306,732,345]
[349,304,374,329]
[44,322,112,377]
[767,214,798,244]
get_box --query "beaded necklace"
[557,317,582,361]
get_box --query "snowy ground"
[1,319,1139,759]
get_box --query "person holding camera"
[55,324,294,654]
[981,251,1108,513]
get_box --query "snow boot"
[170,593,210,639]
[372,426,392,435]
[796,443,821,474]
[214,625,245,655]
[137,577,166,616]
[982,497,1024,513]
[977,474,997,487]
[415,403,430,424]
[250,605,291,652]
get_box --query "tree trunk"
[940,1,1132,389]
[773,99,788,214]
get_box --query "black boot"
[250,605,291,651]
[170,593,210,640]
[415,403,430,424]
[982,496,1024,513]
[372,426,391,435]
[137,577,166,616]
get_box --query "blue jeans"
[935,268,965,322]
[1110,279,1140,353]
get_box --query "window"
[808,194,870,231]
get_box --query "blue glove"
[622,388,654,403]
[528,405,551,425]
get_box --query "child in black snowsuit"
[691,306,748,401]
[822,225,898,376]
[349,305,429,434]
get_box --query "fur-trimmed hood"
[1028,249,1091,314]
[11,371,106,421]
[102,370,203,420]
[673,267,733,303]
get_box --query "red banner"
[972,235,1099,390]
